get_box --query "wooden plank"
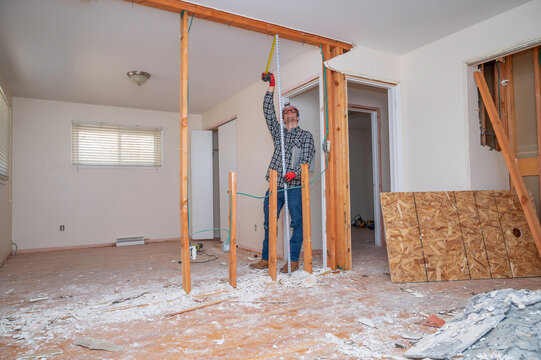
[128,0,352,50]
[474,191,512,278]
[518,157,538,176]
[179,11,191,294]
[301,164,312,274]
[505,56,517,158]
[323,45,336,270]
[495,190,541,277]
[268,170,278,281]
[534,47,541,220]
[480,64,487,147]
[474,71,541,257]
[229,172,237,288]
[380,192,427,283]
[454,191,491,279]
[414,192,470,281]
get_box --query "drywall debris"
[5,289,14,295]
[29,348,63,358]
[402,288,424,298]
[402,332,423,340]
[29,296,49,303]
[404,289,541,359]
[357,317,376,328]
[74,337,123,352]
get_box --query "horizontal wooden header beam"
[128,0,352,50]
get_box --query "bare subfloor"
[1,228,540,359]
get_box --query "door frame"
[348,105,383,246]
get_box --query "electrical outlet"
[59,225,65,232]
[254,224,257,231]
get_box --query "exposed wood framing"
[518,157,538,176]
[301,163,312,274]
[474,71,541,257]
[534,47,541,214]
[323,45,336,270]
[505,56,517,158]
[179,11,190,294]
[229,171,237,288]
[480,64,487,147]
[268,170,278,281]
[128,0,352,51]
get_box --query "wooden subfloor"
[1,229,540,359]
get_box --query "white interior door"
[190,130,213,239]
[218,120,238,243]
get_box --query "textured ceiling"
[0,0,531,113]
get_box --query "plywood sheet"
[454,191,491,280]
[494,190,541,277]
[415,192,469,281]
[381,192,427,282]
[473,191,512,278]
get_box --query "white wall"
[12,97,201,250]
[400,0,541,191]
[348,125,373,222]
[0,78,12,263]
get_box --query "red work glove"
[261,72,275,87]
[284,172,296,182]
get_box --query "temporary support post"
[268,170,278,281]
[179,11,190,294]
[323,44,336,270]
[229,171,237,288]
[301,163,312,273]
[475,71,541,257]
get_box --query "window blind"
[0,88,9,181]
[72,122,163,168]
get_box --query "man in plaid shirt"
[250,72,315,273]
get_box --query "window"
[0,87,9,181]
[72,122,163,168]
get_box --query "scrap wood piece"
[74,337,123,352]
[414,192,469,281]
[474,71,541,258]
[420,314,446,328]
[380,192,427,283]
[194,289,234,298]
[454,191,491,279]
[474,191,512,278]
[29,296,49,303]
[495,190,541,277]
[165,299,228,318]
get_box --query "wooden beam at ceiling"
[128,0,352,50]
[474,71,541,257]
[179,11,191,294]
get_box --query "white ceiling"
[0,0,531,113]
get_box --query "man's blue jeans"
[261,187,303,262]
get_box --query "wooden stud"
[301,164,312,274]
[505,56,517,158]
[127,0,352,51]
[323,44,336,270]
[179,11,190,294]
[268,170,278,281]
[480,64,487,147]
[518,157,539,177]
[229,171,237,288]
[474,71,541,257]
[534,47,541,217]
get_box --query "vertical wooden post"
[268,170,278,280]
[301,164,312,273]
[505,55,517,158]
[229,171,237,288]
[534,47,541,214]
[323,44,336,270]
[475,71,541,257]
[179,11,191,294]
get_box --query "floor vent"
[116,236,145,247]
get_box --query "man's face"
[282,107,298,124]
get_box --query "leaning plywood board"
[380,192,427,282]
[454,191,491,280]
[495,190,541,277]
[415,192,470,281]
[381,190,540,283]
[474,191,512,278]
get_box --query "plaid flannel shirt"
[263,91,315,188]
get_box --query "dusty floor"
[1,228,540,359]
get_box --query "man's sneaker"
[280,261,299,273]
[249,259,268,269]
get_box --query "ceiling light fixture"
[127,71,151,86]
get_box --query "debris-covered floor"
[1,228,540,359]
